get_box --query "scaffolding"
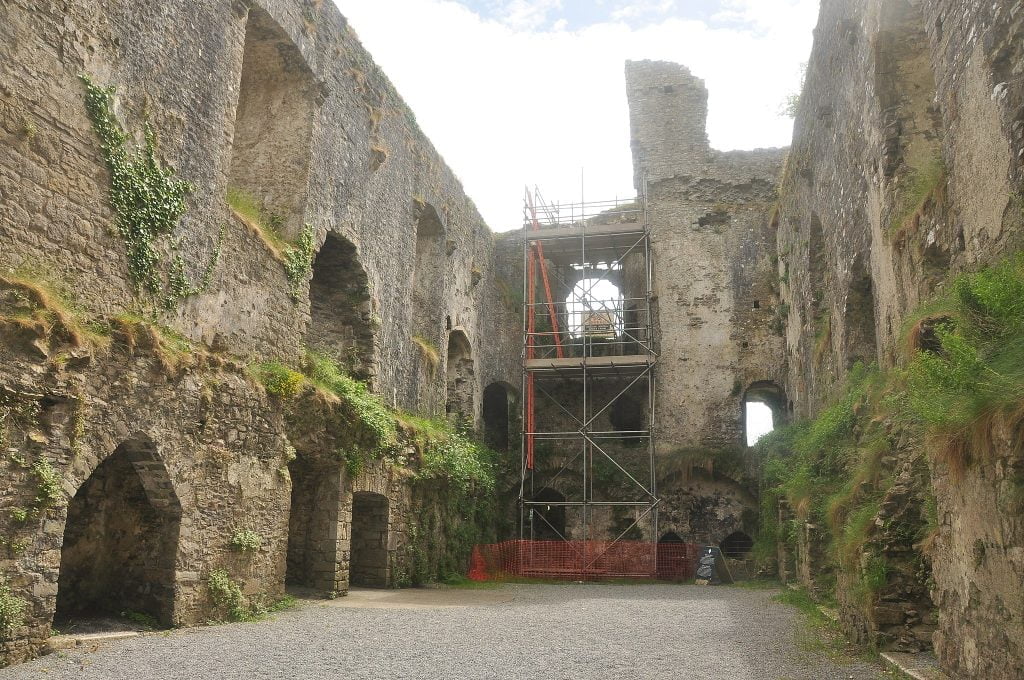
[518,183,659,578]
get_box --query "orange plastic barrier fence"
[468,540,700,582]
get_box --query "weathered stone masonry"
[0,0,520,666]
[772,1,1024,678]
[2,0,1023,678]
[625,60,785,548]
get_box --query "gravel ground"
[1,584,888,680]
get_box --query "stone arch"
[412,201,445,337]
[743,381,786,446]
[843,255,878,369]
[445,329,474,426]
[719,531,754,559]
[482,381,516,451]
[286,451,344,594]
[228,4,319,240]
[530,488,566,541]
[307,232,375,380]
[656,531,688,580]
[349,491,389,587]
[55,435,181,627]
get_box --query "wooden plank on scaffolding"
[525,355,654,371]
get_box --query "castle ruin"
[1,0,1022,678]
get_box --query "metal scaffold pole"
[516,184,661,579]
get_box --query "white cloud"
[610,0,676,21]
[498,0,562,30]
[335,0,819,231]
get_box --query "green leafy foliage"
[120,610,159,629]
[229,529,262,552]
[0,580,27,640]
[904,254,1024,442]
[206,569,251,622]
[757,252,1024,603]
[301,350,397,450]
[80,74,196,300]
[253,362,305,399]
[418,427,496,493]
[32,459,62,509]
[283,224,315,301]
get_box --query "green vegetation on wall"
[0,580,27,640]
[757,251,1024,601]
[226,188,314,302]
[80,75,223,308]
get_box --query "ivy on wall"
[80,75,223,309]
[283,224,315,301]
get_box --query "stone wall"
[773,0,1024,677]
[0,0,520,667]
[0,0,518,416]
[625,60,785,549]
[0,315,290,663]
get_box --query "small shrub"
[229,529,262,552]
[9,507,28,523]
[301,350,397,449]
[411,419,496,492]
[254,362,304,399]
[32,460,62,509]
[206,569,250,622]
[0,581,27,639]
[283,224,315,301]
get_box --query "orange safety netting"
[468,540,701,582]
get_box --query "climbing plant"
[283,224,315,301]
[80,74,223,308]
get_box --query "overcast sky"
[335,0,820,230]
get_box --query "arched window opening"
[844,256,877,369]
[228,6,317,241]
[566,279,623,338]
[530,488,566,541]
[446,330,475,426]
[56,437,181,628]
[350,492,389,588]
[412,202,445,334]
[744,381,786,446]
[307,233,374,379]
[483,382,514,451]
[719,531,754,560]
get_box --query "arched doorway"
[719,531,754,560]
[56,436,181,627]
[349,492,389,587]
[530,488,566,541]
[286,454,343,594]
[482,382,515,451]
[656,531,689,581]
